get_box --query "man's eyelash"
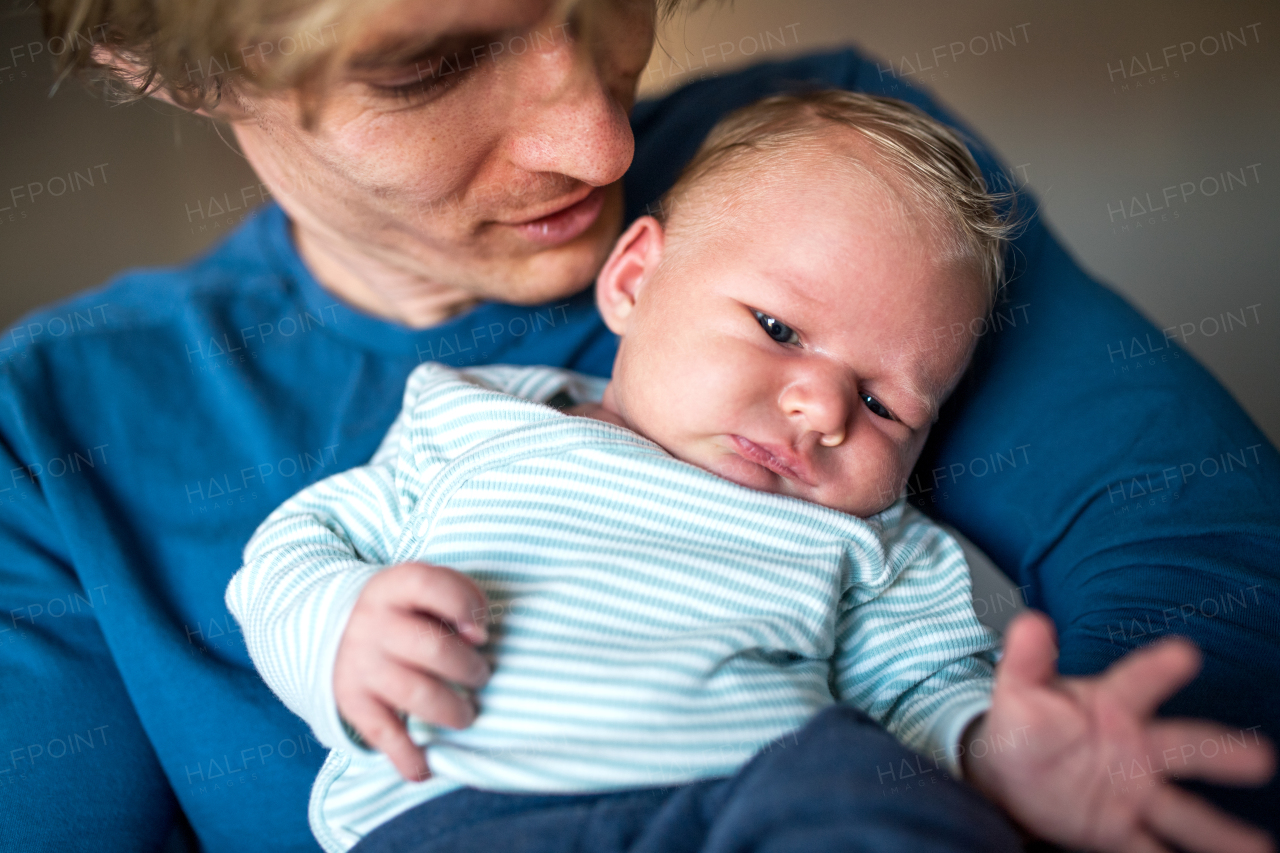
[368,55,478,103]
[371,74,460,104]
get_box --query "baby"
[228,92,1273,853]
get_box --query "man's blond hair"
[38,0,695,114]
[655,90,1019,307]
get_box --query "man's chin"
[485,249,604,306]
[485,197,621,306]
[502,236,619,305]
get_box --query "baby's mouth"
[728,436,817,487]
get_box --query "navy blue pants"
[351,706,1022,853]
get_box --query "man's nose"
[779,371,854,446]
[503,20,635,188]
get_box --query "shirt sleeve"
[0,373,178,849]
[221,365,458,753]
[832,504,999,778]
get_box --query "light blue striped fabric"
[227,363,998,852]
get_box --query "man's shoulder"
[1,204,298,369]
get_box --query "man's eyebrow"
[347,31,498,71]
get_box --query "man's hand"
[333,562,492,783]
[963,611,1275,853]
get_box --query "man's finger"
[1096,636,1201,718]
[372,563,490,644]
[1148,720,1275,785]
[380,610,491,689]
[996,611,1058,688]
[344,692,430,783]
[1145,780,1274,853]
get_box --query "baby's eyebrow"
[901,377,941,425]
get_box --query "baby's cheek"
[824,446,902,516]
[864,439,915,510]
[869,464,909,513]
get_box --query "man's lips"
[729,435,818,487]
[506,186,606,247]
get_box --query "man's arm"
[0,386,179,850]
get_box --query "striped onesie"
[226,362,999,852]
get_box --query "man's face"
[229,0,655,306]
[601,143,988,517]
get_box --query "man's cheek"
[336,115,487,202]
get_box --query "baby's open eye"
[861,394,894,421]
[752,310,800,345]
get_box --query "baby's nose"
[780,374,854,442]
[819,430,846,448]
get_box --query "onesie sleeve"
[226,460,404,753]
[223,367,454,752]
[457,363,608,406]
[832,503,999,778]
[226,362,606,754]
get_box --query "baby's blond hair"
[653,90,1018,309]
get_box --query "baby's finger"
[1119,832,1175,853]
[369,657,478,732]
[996,611,1058,687]
[1145,781,1274,853]
[1148,720,1275,785]
[344,692,430,783]
[381,610,491,689]
[1096,636,1201,718]
[374,562,490,644]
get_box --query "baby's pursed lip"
[729,435,818,487]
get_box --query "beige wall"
[1,0,1276,442]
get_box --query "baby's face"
[596,146,987,517]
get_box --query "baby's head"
[594,91,1015,517]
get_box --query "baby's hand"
[333,562,492,782]
[964,611,1274,853]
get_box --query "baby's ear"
[595,215,665,335]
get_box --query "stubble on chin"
[474,188,624,306]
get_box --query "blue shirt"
[2,49,1277,850]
